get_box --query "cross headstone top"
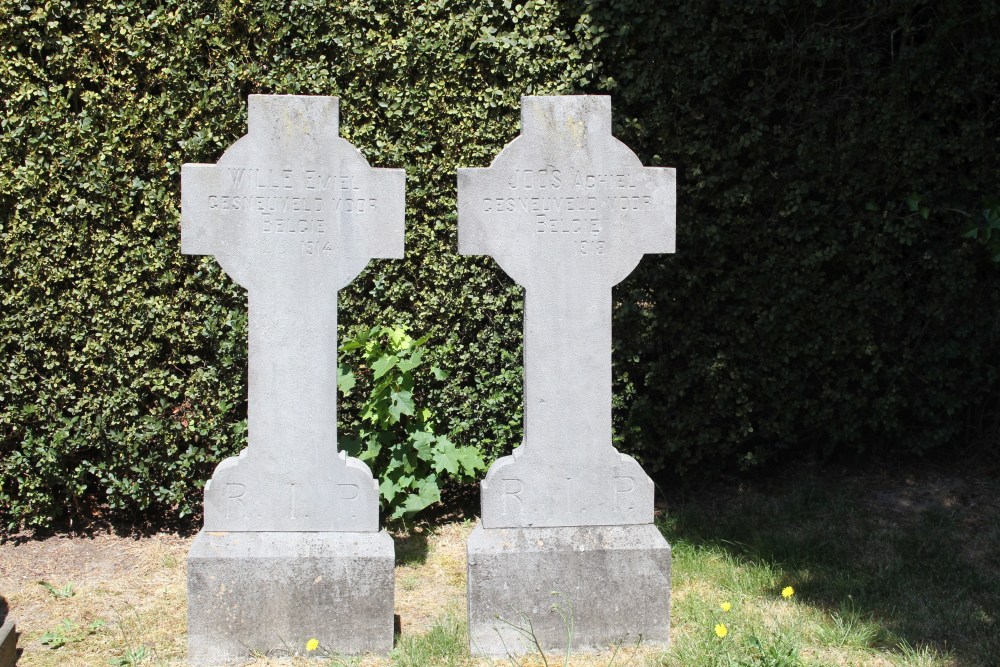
[181,95,404,532]
[458,95,676,528]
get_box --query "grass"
[656,460,1000,667]
[1,461,997,666]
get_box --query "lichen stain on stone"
[564,116,586,147]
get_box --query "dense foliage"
[338,326,485,520]
[1,0,997,531]
[590,0,1000,472]
[0,0,592,531]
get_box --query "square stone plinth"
[188,530,394,665]
[0,619,17,667]
[467,523,670,656]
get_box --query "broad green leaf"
[432,438,462,475]
[371,354,397,379]
[392,481,441,519]
[416,478,442,503]
[340,339,365,352]
[387,326,410,350]
[397,348,424,373]
[337,364,355,395]
[389,390,415,421]
[379,477,401,502]
[410,430,436,457]
[339,435,362,457]
[454,446,486,476]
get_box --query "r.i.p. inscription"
[459,96,676,528]
[182,95,404,532]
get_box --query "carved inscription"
[480,167,656,257]
[614,472,636,511]
[224,482,247,519]
[206,168,379,256]
[338,483,360,500]
[501,478,523,508]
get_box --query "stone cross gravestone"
[182,95,401,665]
[459,96,674,655]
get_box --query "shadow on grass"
[393,527,432,567]
[390,479,479,567]
[656,458,1000,665]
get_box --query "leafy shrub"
[338,326,484,520]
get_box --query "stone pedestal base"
[0,619,17,667]
[467,523,670,656]
[187,530,394,666]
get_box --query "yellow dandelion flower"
[781,586,795,599]
[720,601,732,612]
[714,623,728,638]
[306,638,319,652]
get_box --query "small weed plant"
[107,603,154,666]
[692,586,803,667]
[495,593,644,667]
[38,618,104,649]
[107,645,148,666]
[36,579,74,598]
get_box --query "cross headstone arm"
[180,163,229,257]
[364,168,406,260]
[457,168,493,257]
[617,165,677,258]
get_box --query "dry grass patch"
[393,520,474,635]
[0,533,192,666]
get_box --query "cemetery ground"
[1,457,998,667]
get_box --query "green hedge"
[0,0,596,531]
[1,0,998,532]
[591,0,1000,472]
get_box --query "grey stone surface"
[0,618,16,667]
[187,530,395,665]
[467,523,671,656]
[182,95,404,533]
[459,96,674,657]
[181,95,401,663]
[458,95,676,528]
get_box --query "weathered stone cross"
[182,95,404,532]
[458,96,676,528]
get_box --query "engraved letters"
[205,168,379,257]
[501,478,523,508]
[224,482,247,519]
[338,483,360,500]
[481,168,657,258]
